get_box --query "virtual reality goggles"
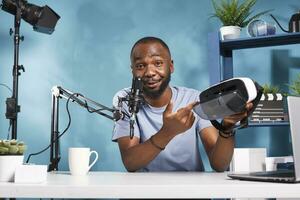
[193,77,263,131]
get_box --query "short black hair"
[130,36,171,59]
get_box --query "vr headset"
[193,77,263,131]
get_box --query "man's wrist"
[150,128,175,150]
[221,119,234,132]
[219,129,236,138]
[159,126,177,140]
[149,135,165,151]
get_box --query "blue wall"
[0,0,299,172]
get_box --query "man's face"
[131,42,174,99]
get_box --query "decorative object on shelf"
[247,19,276,37]
[249,84,288,123]
[288,74,300,96]
[211,0,271,40]
[270,12,300,33]
[0,139,27,182]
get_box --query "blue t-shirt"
[112,86,212,171]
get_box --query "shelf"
[208,32,296,133]
[208,31,300,84]
[248,121,290,127]
[220,32,300,51]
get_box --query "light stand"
[5,0,23,139]
[1,0,60,140]
[49,86,124,171]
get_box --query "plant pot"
[219,26,241,40]
[0,155,24,182]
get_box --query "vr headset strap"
[210,81,263,132]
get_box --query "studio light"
[1,0,60,34]
[1,0,60,140]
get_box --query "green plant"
[289,74,300,96]
[262,84,281,94]
[211,0,271,27]
[0,139,27,155]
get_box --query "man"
[112,36,253,172]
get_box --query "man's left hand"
[222,102,253,131]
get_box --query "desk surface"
[0,171,300,198]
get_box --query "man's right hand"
[161,101,196,137]
[117,101,197,172]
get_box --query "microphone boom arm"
[49,86,123,171]
[53,86,122,120]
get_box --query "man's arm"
[117,101,196,172]
[200,126,234,172]
[200,102,253,172]
[117,130,173,172]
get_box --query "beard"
[142,73,171,99]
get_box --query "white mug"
[68,147,98,176]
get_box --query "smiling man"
[112,37,252,172]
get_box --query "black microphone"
[128,76,144,139]
[128,76,144,114]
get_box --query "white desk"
[0,171,300,199]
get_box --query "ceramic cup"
[68,147,98,176]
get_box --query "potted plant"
[211,0,271,40]
[261,83,281,94]
[288,74,300,96]
[250,84,288,123]
[0,139,27,182]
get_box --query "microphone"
[128,76,144,139]
[128,76,144,114]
